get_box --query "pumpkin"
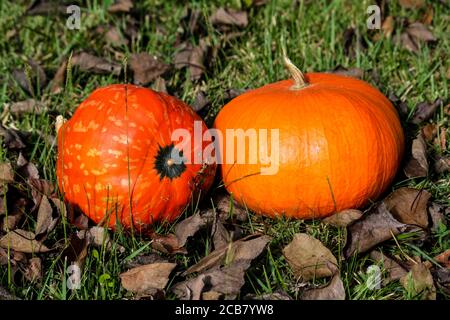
[56,84,216,230]
[213,57,404,219]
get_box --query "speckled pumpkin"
[214,57,405,219]
[57,84,216,231]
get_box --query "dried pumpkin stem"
[283,55,308,90]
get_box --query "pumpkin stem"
[283,55,307,90]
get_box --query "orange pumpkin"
[214,57,404,219]
[57,84,216,231]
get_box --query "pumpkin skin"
[57,84,216,230]
[214,72,404,219]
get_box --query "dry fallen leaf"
[0,286,18,300]
[0,124,26,149]
[26,0,66,15]
[129,53,168,86]
[381,16,395,38]
[400,263,436,300]
[404,132,428,178]
[399,0,425,9]
[50,59,67,94]
[421,123,437,142]
[108,0,133,13]
[125,254,167,269]
[174,39,209,81]
[421,5,434,25]
[9,99,45,115]
[214,194,248,222]
[283,233,338,281]
[322,209,363,227]
[78,226,124,253]
[434,249,450,268]
[428,202,447,232]
[370,250,408,285]
[0,162,14,183]
[23,257,42,282]
[192,91,210,112]
[210,8,248,28]
[383,188,430,228]
[12,59,47,95]
[35,195,54,236]
[301,273,346,300]
[173,260,250,300]
[406,22,436,43]
[150,233,187,255]
[72,52,121,76]
[344,202,409,257]
[434,156,450,174]
[184,234,271,275]
[120,262,176,293]
[152,77,167,93]
[174,211,214,248]
[61,233,89,267]
[411,99,443,124]
[0,229,50,253]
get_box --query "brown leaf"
[172,274,207,300]
[421,123,437,142]
[399,0,425,9]
[344,202,409,257]
[35,195,54,236]
[104,27,128,47]
[428,202,446,232]
[322,209,363,227]
[78,226,124,253]
[120,262,176,293]
[434,156,450,174]
[9,99,45,115]
[370,250,408,284]
[210,8,248,28]
[174,211,214,247]
[0,162,14,183]
[0,286,18,300]
[383,188,430,228]
[71,52,121,76]
[421,6,434,25]
[50,59,67,94]
[398,32,419,53]
[26,0,66,15]
[212,221,231,250]
[0,229,50,253]
[400,263,436,300]
[23,257,42,282]
[411,99,443,124]
[0,124,26,149]
[129,53,168,86]
[328,66,364,79]
[283,233,338,281]
[192,91,210,112]
[434,249,450,268]
[108,0,133,13]
[184,234,271,275]
[214,194,248,222]
[174,40,209,81]
[173,260,250,300]
[301,274,346,300]
[381,16,395,38]
[150,233,187,255]
[12,59,47,95]
[406,22,436,43]
[404,132,428,178]
[61,233,89,266]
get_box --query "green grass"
[0,0,449,300]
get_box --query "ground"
[0,0,448,300]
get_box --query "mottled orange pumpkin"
[214,57,404,219]
[57,84,216,230]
